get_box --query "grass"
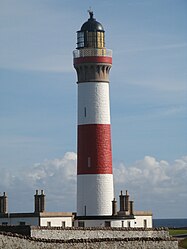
[179,238,187,249]
[169,229,187,236]
[169,229,187,249]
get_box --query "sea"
[153,219,187,228]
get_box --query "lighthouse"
[73,12,153,228]
[73,11,114,224]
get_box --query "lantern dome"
[80,11,104,32]
[77,11,105,49]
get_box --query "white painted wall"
[0,216,73,227]
[77,174,114,216]
[40,217,72,227]
[134,215,152,228]
[0,215,152,228]
[78,82,110,125]
[74,219,134,228]
[74,216,152,228]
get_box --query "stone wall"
[0,225,30,236]
[0,232,178,249]
[31,227,170,240]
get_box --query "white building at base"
[0,191,73,228]
[74,190,152,228]
[0,190,152,228]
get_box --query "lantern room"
[77,11,105,49]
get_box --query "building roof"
[0,212,73,218]
[133,211,153,216]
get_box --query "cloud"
[0,153,186,217]
[114,156,187,217]
[25,152,77,210]
[26,152,76,186]
[0,152,77,212]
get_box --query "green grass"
[179,238,187,249]
[169,229,187,249]
[169,229,187,236]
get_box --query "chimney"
[0,192,8,214]
[34,190,39,213]
[34,190,45,213]
[119,190,125,212]
[129,200,134,215]
[124,190,129,212]
[112,198,117,216]
[40,190,45,212]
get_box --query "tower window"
[77,31,84,48]
[96,65,100,74]
[88,157,91,167]
[84,107,87,117]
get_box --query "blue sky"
[0,0,187,218]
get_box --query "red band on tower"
[78,124,112,175]
[74,56,112,65]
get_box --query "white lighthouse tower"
[73,11,114,225]
[73,12,153,228]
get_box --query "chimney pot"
[130,200,134,215]
[112,198,117,216]
[119,191,125,211]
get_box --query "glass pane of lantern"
[77,32,84,48]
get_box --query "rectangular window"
[2,222,8,226]
[105,221,111,227]
[84,107,87,117]
[87,32,96,47]
[144,219,147,228]
[78,221,85,228]
[77,32,84,48]
[121,221,124,227]
[19,222,26,226]
[97,32,104,48]
[128,221,131,228]
[62,221,66,228]
[88,157,91,167]
[47,221,51,227]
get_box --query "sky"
[0,0,186,218]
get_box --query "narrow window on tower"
[88,157,91,167]
[84,107,87,117]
